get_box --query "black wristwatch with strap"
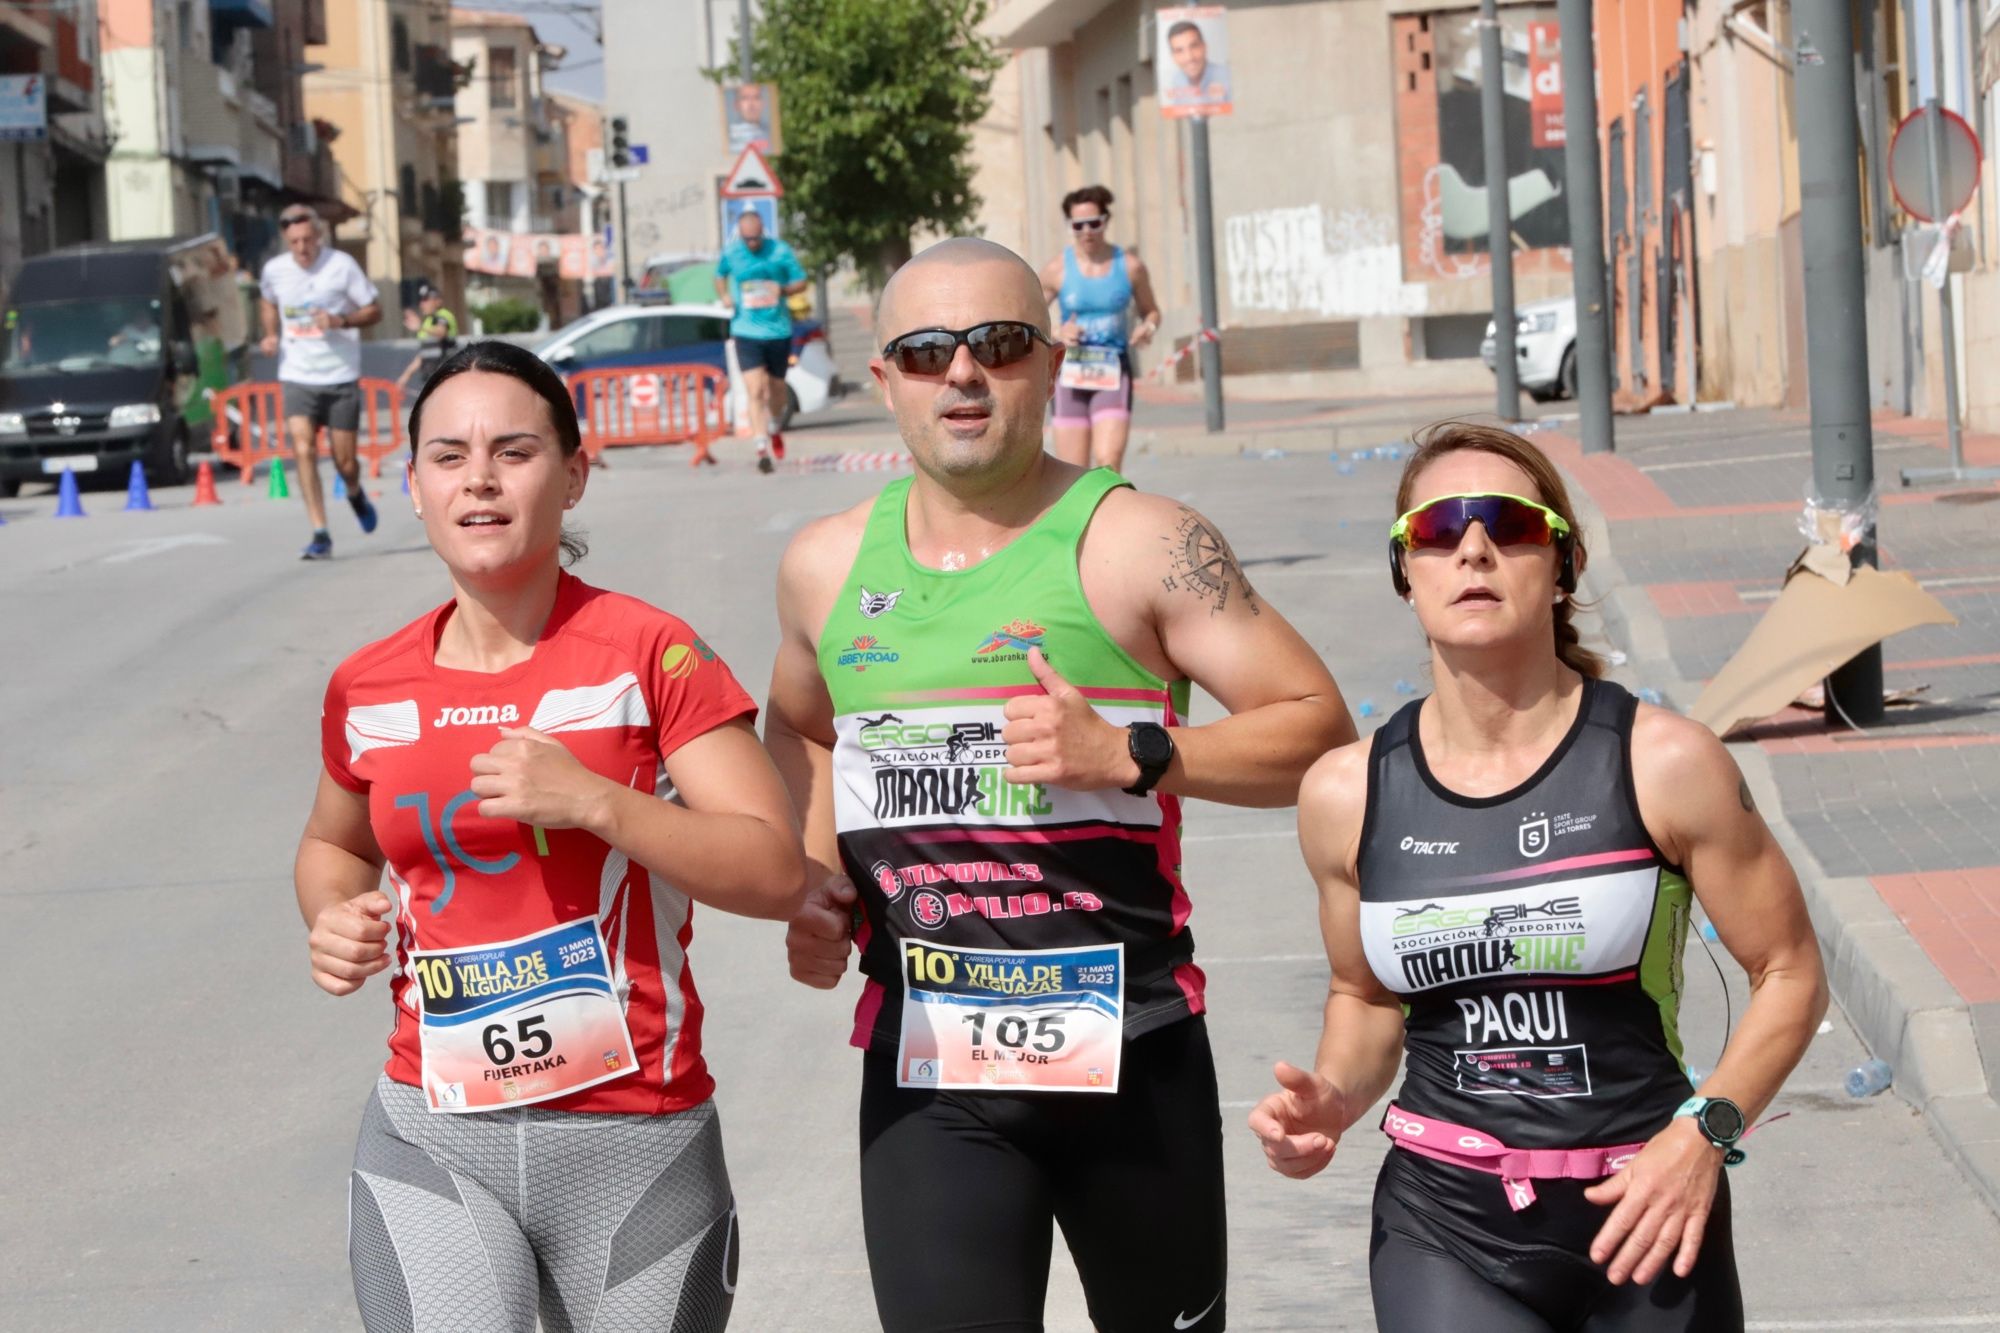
[1123,721,1175,797]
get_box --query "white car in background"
[533,302,841,430]
[1482,295,1577,402]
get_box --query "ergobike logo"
[432,703,520,728]
[858,717,1001,764]
[1400,836,1460,855]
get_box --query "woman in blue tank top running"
[1038,185,1162,474]
[1250,422,1828,1332]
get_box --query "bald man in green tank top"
[762,237,1357,1333]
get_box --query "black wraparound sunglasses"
[880,321,1057,376]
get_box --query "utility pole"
[739,0,755,81]
[1557,0,1614,452]
[1480,0,1521,421]
[616,179,631,304]
[1794,0,1883,724]
[1189,115,1224,432]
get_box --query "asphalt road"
[3,443,1998,1331]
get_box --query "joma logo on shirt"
[433,704,521,728]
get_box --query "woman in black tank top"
[1248,423,1827,1332]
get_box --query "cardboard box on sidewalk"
[1690,546,1958,737]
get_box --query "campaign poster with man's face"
[723,82,779,153]
[1158,7,1233,118]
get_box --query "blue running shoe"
[350,489,378,534]
[301,531,334,561]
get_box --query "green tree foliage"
[472,298,543,334]
[747,0,1004,281]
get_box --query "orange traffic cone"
[192,460,221,506]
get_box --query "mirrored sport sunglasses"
[1390,492,1572,551]
[1069,216,1107,232]
[880,321,1057,376]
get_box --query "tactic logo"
[858,586,903,619]
[973,618,1046,663]
[1518,811,1550,858]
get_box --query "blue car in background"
[533,302,839,430]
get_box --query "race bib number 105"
[413,918,637,1113]
[896,940,1123,1093]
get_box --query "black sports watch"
[1674,1095,1748,1166]
[1123,722,1175,797]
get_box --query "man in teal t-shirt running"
[714,210,809,472]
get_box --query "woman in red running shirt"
[293,340,804,1333]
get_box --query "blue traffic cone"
[55,466,85,518]
[331,470,347,501]
[123,459,155,511]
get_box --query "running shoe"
[770,432,786,460]
[350,489,378,534]
[757,454,775,474]
[755,435,773,475]
[301,531,334,561]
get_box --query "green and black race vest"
[819,468,1203,1051]
[1358,678,1698,1147]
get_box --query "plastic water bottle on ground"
[1845,1058,1893,1098]
[1698,921,1719,943]
[1356,699,1377,719]
[1635,687,1665,706]
[1394,679,1416,695]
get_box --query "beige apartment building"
[453,8,585,325]
[304,0,464,327]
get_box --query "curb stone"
[1564,466,2000,1222]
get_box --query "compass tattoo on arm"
[1160,507,1260,616]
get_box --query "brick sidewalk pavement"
[1542,406,2000,1215]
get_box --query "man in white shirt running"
[258,205,384,560]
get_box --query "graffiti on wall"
[1224,206,1429,318]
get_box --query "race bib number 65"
[412,918,637,1113]
[896,940,1123,1093]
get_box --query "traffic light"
[610,117,630,169]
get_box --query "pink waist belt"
[1381,1104,1645,1212]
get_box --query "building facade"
[0,1,108,278]
[601,0,764,275]
[304,0,464,329]
[977,0,1580,393]
[103,0,337,267]
[453,8,583,325]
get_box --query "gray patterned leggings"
[348,1076,737,1332]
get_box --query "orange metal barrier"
[207,378,406,484]
[355,378,407,478]
[207,381,285,484]
[569,364,729,466]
